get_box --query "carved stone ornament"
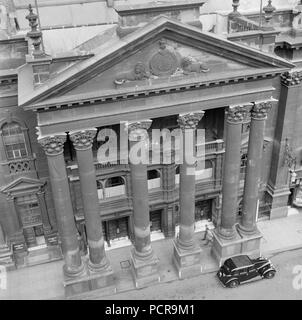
[114,62,150,85]
[283,138,297,169]
[114,39,211,85]
[251,101,273,119]
[226,104,252,123]
[281,71,302,86]
[177,111,205,130]
[149,39,178,77]
[127,119,152,141]
[38,134,66,156]
[69,128,97,151]
[180,56,209,75]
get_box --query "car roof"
[225,255,253,269]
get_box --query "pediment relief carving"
[114,38,209,85]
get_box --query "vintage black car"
[217,255,276,288]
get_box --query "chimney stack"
[25,4,52,85]
[114,0,207,37]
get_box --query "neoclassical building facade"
[0,0,302,295]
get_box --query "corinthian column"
[69,129,112,274]
[238,100,273,235]
[127,119,160,288]
[218,105,250,239]
[173,111,204,279]
[211,104,251,265]
[176,111,204,249]
[38,134,84,278]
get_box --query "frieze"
[114,38,210,85]
[69,128,97,151]
[177,111,205,130]
[281,70,302,86]
[38,134,66,156]
[251,101,273,119]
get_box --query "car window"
[240,268,247,274]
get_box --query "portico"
[18,15,292,295]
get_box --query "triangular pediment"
[0,177,45,195]
[19,15,294,109]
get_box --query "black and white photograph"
[0,0,302,306]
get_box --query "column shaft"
[70,129,109,271]
[176,112,204,249]
[239,101,272,234]
[39,134,83,277]
[130,161,152,256]
[219,105,250,239]
[127,119,153,258]
[178,136,197,249]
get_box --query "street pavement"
[98,248,302,300]
[1,210,302,299]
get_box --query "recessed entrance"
[195,199,214,232]
[103,217,132,250]
[150,209,165,241]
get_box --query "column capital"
[69,128,97,151]
[281,70,302,86]
[126,119,152,140]
[177,111,205,130]
[226,104,252,124]
[251,100,274,120]
[38,134,66,156]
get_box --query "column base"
[130,248,160,289]
[0,243,15,271]
[212,227,263,266]
[270,206,289,219]
[64,258,116,298]
[266,185,290,219]
[211,229,242,266]
[173,240,202,279]
[237,226,262,258]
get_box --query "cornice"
[26,70,280,112]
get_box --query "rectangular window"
[5,143,27,159]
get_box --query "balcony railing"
[229,16,260,33]
[66,139,224,174]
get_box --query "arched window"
[1,122,28,160]
[105,176,125,198]
[147,169,161,189]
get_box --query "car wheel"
[264,270,275,279]
[228,279,239,288]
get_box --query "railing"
[66,140,224,175]
[197,139,224,157]
[148,178,161,189]
[229,16,260,33]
